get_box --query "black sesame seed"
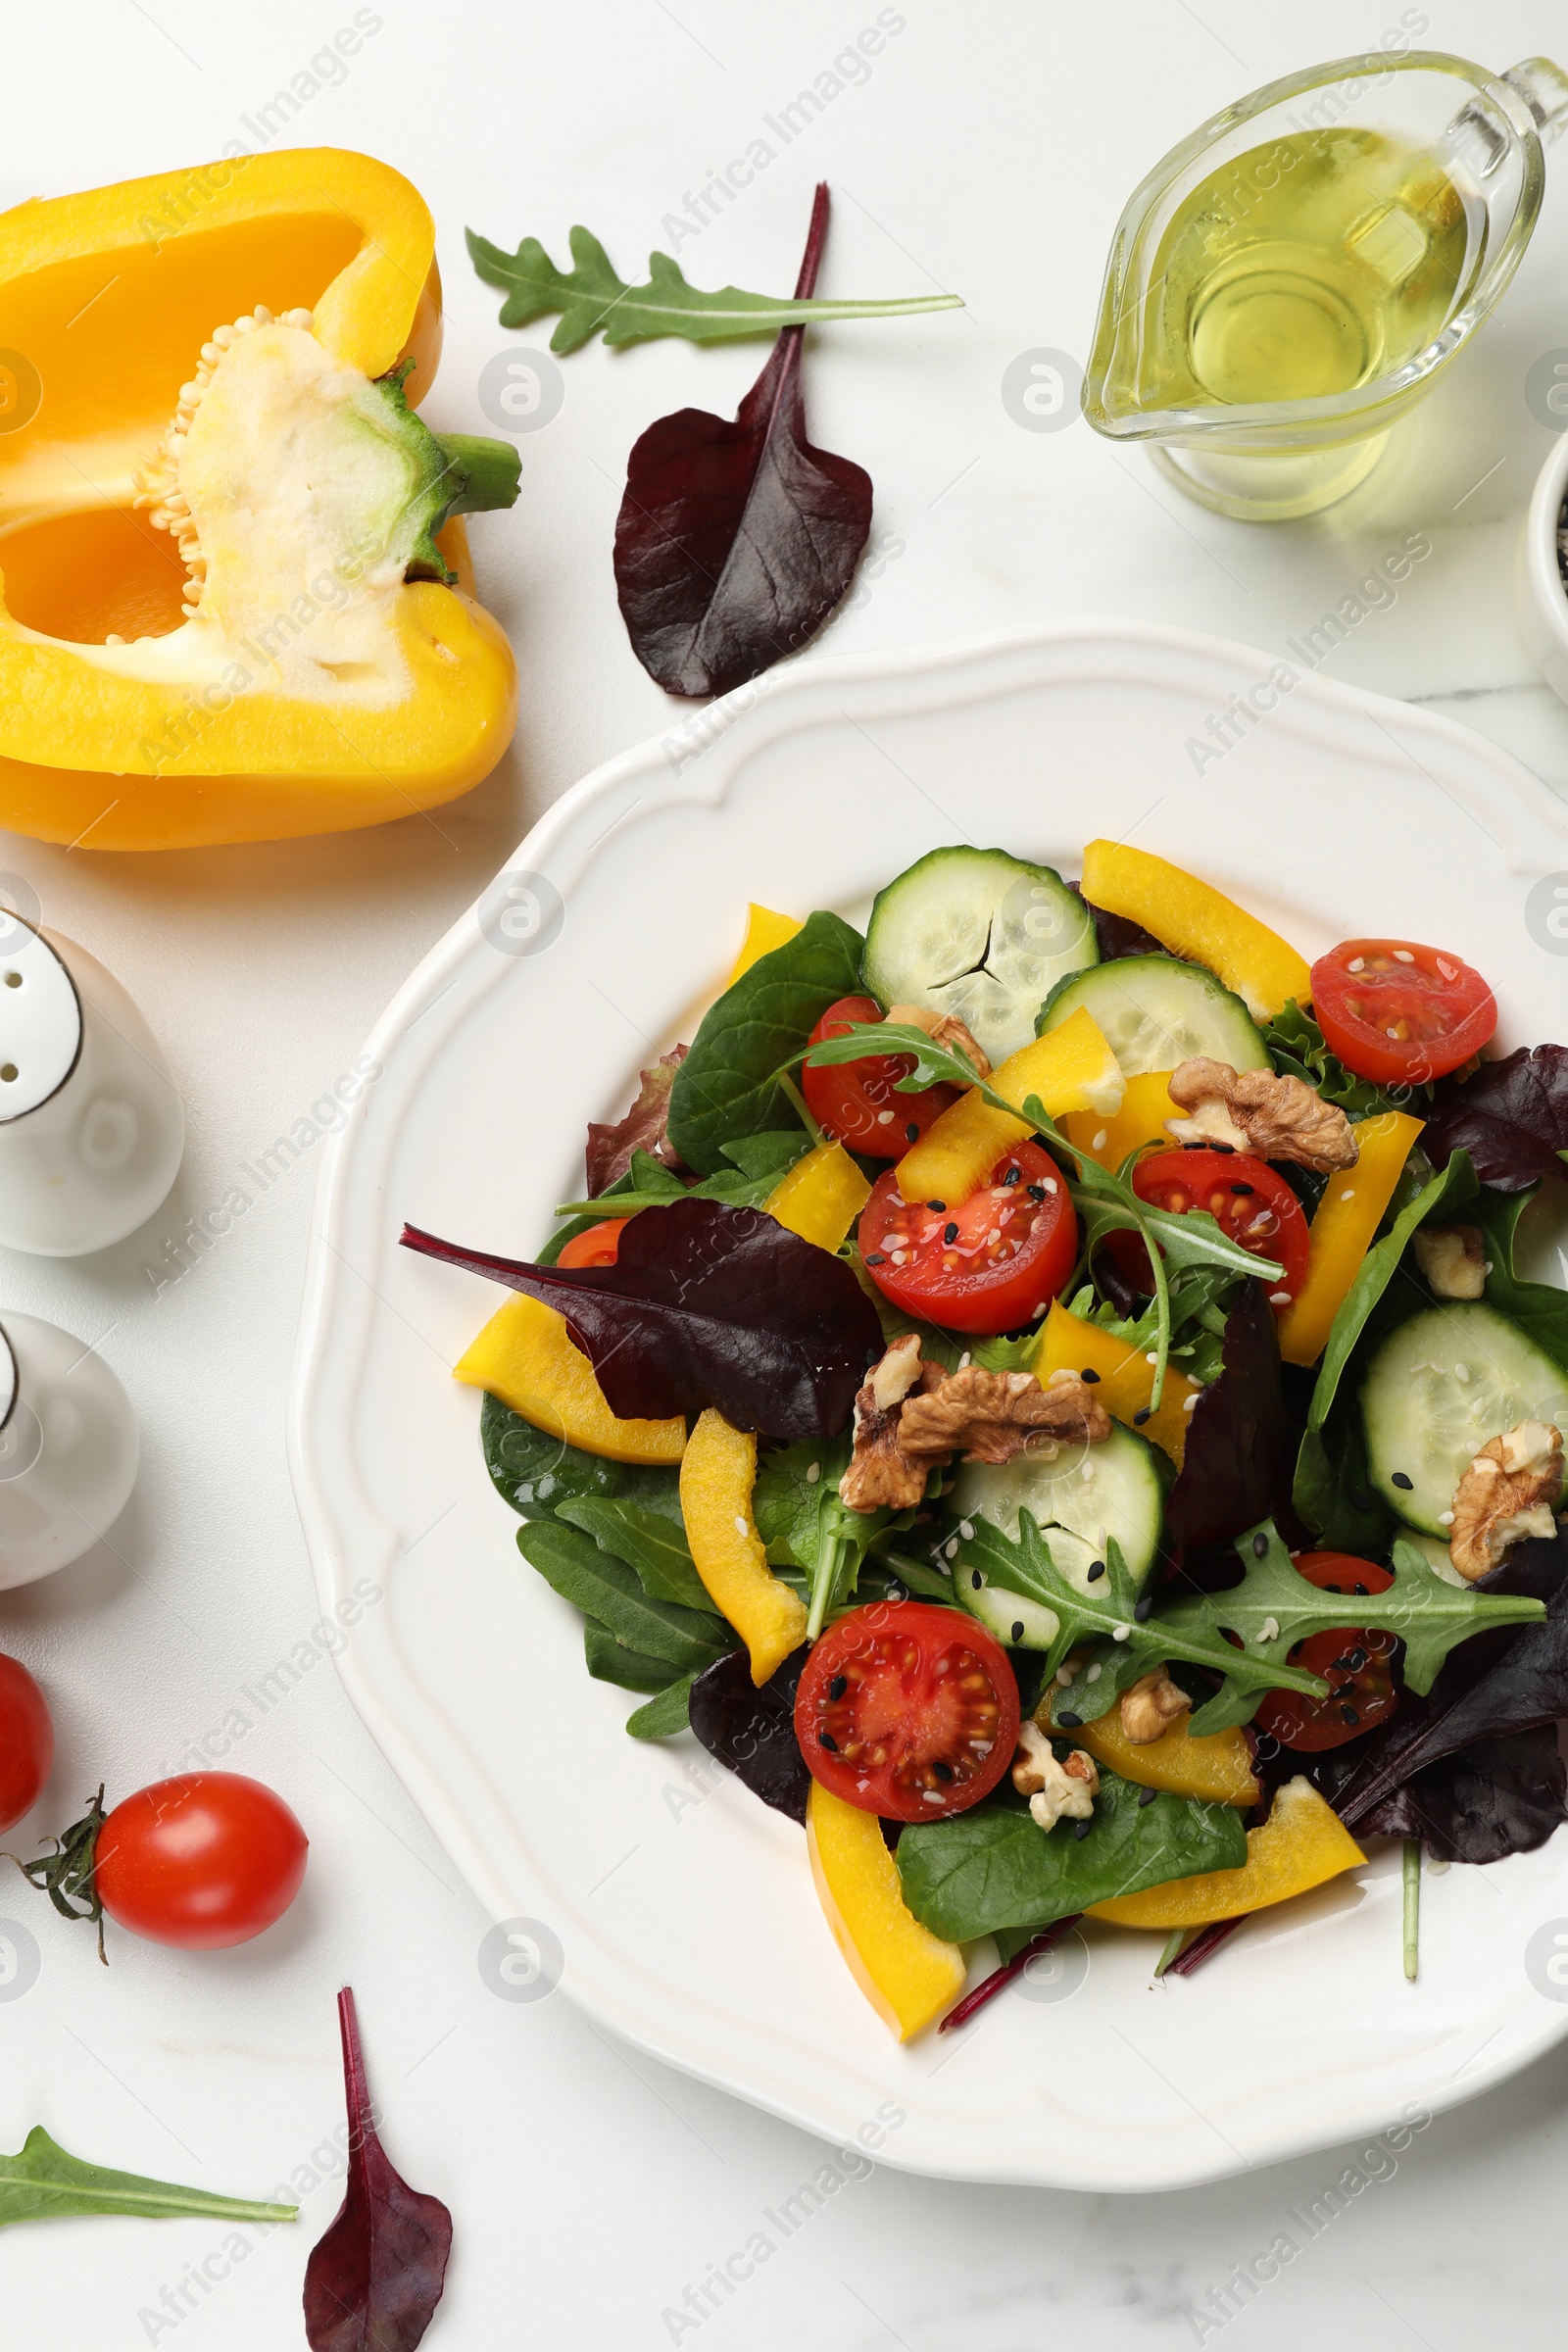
[1339,1702,1358,1726]
[1004,1166,1022,1186]
[1133,1406,1152,1426]
[926,1199,946,1211]
[1205,1140,1237,1154]
[1011,1621,1025,1642]
[1088,1561,1106,1582]
[1027,1183,1048,1201]
[866,1251,886,1266]
[971,1569,983,1590]
[1252,1533,1269,1559]
[1081,1367,1101,1384]
[828,1674,847,1701]
[820,1731,839,1752]
[1229,1181,1255,1197]
[906,1121,921,1142]
[1058,1709,1083,1728]
[932,1758,954,1782]
[944,1222,959,1245]
[1139,1783,1158,1806]
[1134,1594,1153,1621]
[1073,1816,1093,1839]
[1391,1472,1413,1491]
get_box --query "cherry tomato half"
[802,995,957,1156]
[858,1139,1078,1336]
[1251,1552,1398,1752]
[557,1216,628,1269]
[1106,1150,1309,1311]
[0,1654,52,1835]
[94,1774,308,1950]
[1310,939,1496,1086]
[795,1600,1020,1821]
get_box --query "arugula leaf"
[480,1393,684,1524]
[669,910,864,1176]
[1474,1188,1568,1377]
[1300,1149,1479,1439]
[466,224,962,352]
[1265,1001,1418,1122]
[559,1495,718,1615]
[516,1520,729,1674]
[626,1676,696,1740]
[0,2127,295,2230]
[583,1623,679,1693]
[895,1773,1248,1942]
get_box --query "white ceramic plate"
[290,621,1568,2190]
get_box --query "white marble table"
[3,3,1567,2344]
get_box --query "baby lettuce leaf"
[1424,1044,1568,1192]
[668,909,864,1176]
[1165,1281,1286,1556]
[895,1774,1248,1942]
[466,220,961,353]
[0,2129,295,2230]
[558,1494,717,1614]
[1355,1728,1568,1865]
[1264,1002,1416,1122]
[304,1988,451,2352]
[404,1197,882,1439]
[479,1392,683,1524]
[516,1520,730,1675]
[585,1047,688,1196]
[1330,1529,1568,1829]
[689,1646,812,1823]
[1474,1188,1568,1377]
[613,183,873,698]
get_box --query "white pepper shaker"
[0,1311,139,1589]
[0,910,184,1255]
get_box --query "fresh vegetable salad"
[405,841,1568,2040]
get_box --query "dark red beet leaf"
[689,1645,811,1822]
[304,1988,452,2352]
[1164,1281,1287,1556]
[612,181,872,698]
[1353,1728,1568,1864]
[402,1196,883,1440]
[1423,1043,1568,1192]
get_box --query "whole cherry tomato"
[93,1774,308,1950]
[0,1654,52,1835]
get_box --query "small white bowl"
[1517,430,1568,705]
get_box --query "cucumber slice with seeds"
[950,1423,1167,1648]
[1360,1304,1568,1537]
[1037,954,1268,1077]
[862,847,1097,1067]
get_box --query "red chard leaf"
[689,1644,811,1822]
[585,1045,689,1196]
[304,1987,452,2352]
[1353,1728,1568,1864]
[1164,1281,1287,1556]
[402,1196,883,1439]
[1423,1043,1568,1191]
[612,182,872,698]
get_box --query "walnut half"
[885,1003,992,1079]
[899,1364,1110,1466]
[1119,1667,1192,1743]
[1165,1056,1358,1174]
[1448,1419,1565,1581]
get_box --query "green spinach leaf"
[0,2128,295,2230]
[559,1495,717,1615]
[895,1773,1247,1941]
[583,1623,677,1693]
[516,1520,729,1674]
[1475,1189,1568,1377]
[480,1393,683,1524]
[1293,1412,1396,1553]
[668,910,864,1175]
[626,1676,696,1740]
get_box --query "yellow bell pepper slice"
[763,1141,871,1252]
[1035,1299,1200,1467]
[1080,841,1310,1022]
[807,1781,966,2040]
[0,148,516,850]
[681,1410,807,1683]
[895,1006,1124,1206]
[727,904,804,985]
[1061,1069,1183,1172]
[1061,1698,1259,1806]
[454,1295,686,1466]
[1087,1775,1365,1929]
[1276,1111,1424,1368]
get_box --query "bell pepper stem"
[435,432,523,515]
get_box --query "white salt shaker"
[0,911,184,1255]
[0,1311,139,1589]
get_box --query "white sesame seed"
[1146,1351,1158,1366]
[945,1538,959,1559]
[1439,1510,1454,1526]
[1183,1393,1200,1413]
[1484,1261,1494,1275]
[806,1461,821,1484]
[877,1109,895,1124]
[1348,956,1365,972]
[1393,949,1415,962]
[959,1520,975,1542]
[891,1250,907,1265]
[1340,1189,1355,1201]
[1080,1461,1095,1481]
[957,1352,971,1370]
[1044,1178,1058,1195]
[734,1514,749,1537]
[1454,1362,1470,1383]
[1255,1616,1279,1644]
[1386,1026,1399,1039]
[1031,1301,1047,1317]
[1427,1857,1450,1875]
[1269,1291,1292,1305]
[1112,1624,1131,1642]
[1086,1663,1102,1683]
[1092,1129,1108,1152]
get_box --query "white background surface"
[3,3,1568,2345]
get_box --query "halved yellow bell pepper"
[1035,1299,1200,1467]
[763,1141,871,1252]
[0,148,516,848]
[1087,1775,1365,1929]
[895,1005,1124,1205]
[1061,1069,1182,1172]
[454,1295,686,1466]
[1059,1696,1258,1805]
[807,1780,966,2039]
[680,1409,807,1682]
[727,904,803,985]
[1079,841,1309,1022]
[1277,1112,1424,1368]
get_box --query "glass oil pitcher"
[1082,52,1568,519]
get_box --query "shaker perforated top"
[0,914,82,1121]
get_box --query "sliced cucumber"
[1037,954,1268,1077]
[862,847,1097,1068]
[950,1423,1167,1650]
[1360,1304,1568,1537]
